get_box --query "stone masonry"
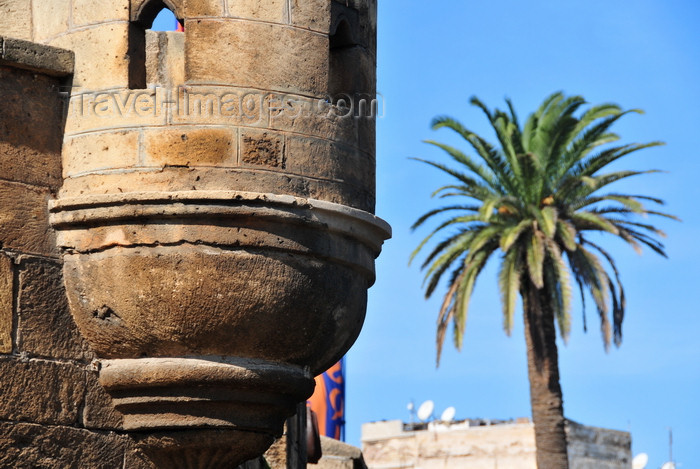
[361,419,632,469]
[1,0,388,467]
[0,35,155,469]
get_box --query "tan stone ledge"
[0,36,74,77]
[99,356,311,391]
[56,167,375,212]
[49,190,391,252]
[98,356,314,432]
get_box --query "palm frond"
[526,230,546,288]
[498,247,522,335]
[410,205,481,231]
[544,239,573,340]
[423,140,501,191]
[412,92,674,366]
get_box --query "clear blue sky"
[346,2,700,468]
[153,3,700,467]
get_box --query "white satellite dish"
[440,406,456,422]
[417,400,434,421]
[660,463,675,469]
[407,402,414,412]
[632,453,648,469]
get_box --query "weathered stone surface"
[63,130,139,177]
[134,429,275,469]
[0,357,86,425]
[268,97,359,147]
[0,180,57,256]
[59,166,376,212]
[0,36,74,76]
[145,30,185,88]
[83,368,124,430]
[185,0,225,17]
[263,436,287,469]
[65,88,168,134]
[31,0,71,42]
[317,436,367,469]
[0,65,66,190]
[17,258,93,361]
[0,421,129,469]
[185,20,328,96]
[567,420,632,469]
[0,253,12,354]
[50,23,130,90]
[168,85,271,128]
[285,135,374,188]
[226,0,286,23]
[291,0,331,33]
[40,1,384,467]
[241,129,284,168]
[142,126,235,167]
[62,244,368,372]
[0,1,32,40]
[362,419,631,469]
[97,357,313,437]
[362,420,538,469]
[124,449,158,469]
[337,0,377,56]
[329,45,375,98]
[357,111,377,157]
[72,0,129,27]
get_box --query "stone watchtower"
[0,0,387,467]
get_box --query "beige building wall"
[361,419,631,469]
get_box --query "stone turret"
[0,0,386,467]
[12,0,377,211]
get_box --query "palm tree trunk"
[522,283,569,469]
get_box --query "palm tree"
[410,92,676,468]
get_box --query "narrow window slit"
[329,19,356,100]
[128,3,184,90]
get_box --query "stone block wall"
[0,36,155,469]
[0,1,384,466]
[0,0,378,213]
[0,29,378,469]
